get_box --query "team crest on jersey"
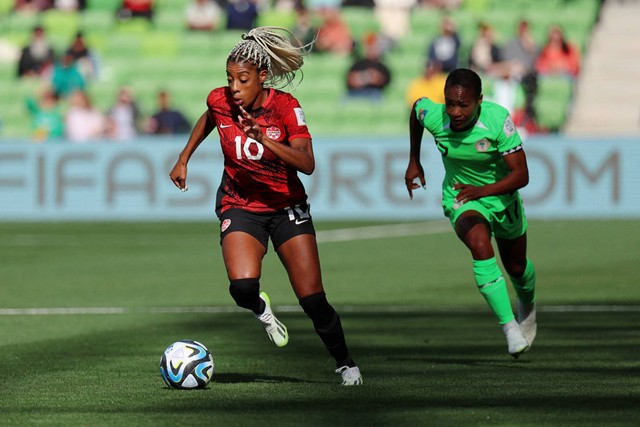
[503,116,516,137]
[475,139,490,152]
[266,126,282,140]
[221,219,231,232]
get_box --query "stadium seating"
[0,0,601,140]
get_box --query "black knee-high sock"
[229,278,265,315]
[299,291,355,368]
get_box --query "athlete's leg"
[497,233,537,345]
[455,211,514,324]
[222,231,267,314]
[497,233,536,304]
[277,235,359,372]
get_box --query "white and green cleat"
[517,300,537,347]
[336,366,363,386]
[255,291,288,348]
[502,320,529,358]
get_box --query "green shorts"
[443,195,528,240]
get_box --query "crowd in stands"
[3,0,591,141]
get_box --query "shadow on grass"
[1,309,639,425]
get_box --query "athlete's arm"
[405,100,427,199]
[453,149,529,203]
[238,106,315,175]
[169,110,216,191]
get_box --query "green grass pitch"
[0,220,639,426]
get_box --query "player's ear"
[258,69,268,84]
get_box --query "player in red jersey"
[169,27,362,385]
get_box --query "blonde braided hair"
[227,26,313,89]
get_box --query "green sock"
[509,258,536,304]
[473,258,514,325]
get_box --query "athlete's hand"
[238,106,263,143]
[452,183,484,204]
[169,161,188,192]
[405,160,426,199]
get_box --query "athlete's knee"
[504,259,527,278]
[299,291,339,331]
[229,278,260,309]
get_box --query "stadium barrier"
[0,136,638,221]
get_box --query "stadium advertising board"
[0,137,638,220]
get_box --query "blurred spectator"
[116,0,154,23]
[468,22,501,76]
[65,31,99,81]
[374,0,416,49]
[307,0,339,8]
[25,87,64,141]
[146,91,191,135]
[341,0,373,6]
[535,25,581,79]
[185,0,222,32]
[315,7,354,56]
[405,60,446,107]
[53,0,86,11]
[17,25,55,78]
[345,33,391,101]
[226,0,259,31]
[15,0,53,13]
[418,0,461,9]
[65,90,106,142]
[107,87,141,141]
[51,51,86,99]
[487,71,524,117]
[501,19,539,128]
[426,16,461,73]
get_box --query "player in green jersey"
[405,68,537,358]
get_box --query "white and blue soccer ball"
[159,340,214,389]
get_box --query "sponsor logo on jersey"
[294,108,306,126]
[503,116,516,137]
[266,126,281,140]
[221,219,231,232]
[475,139,490,152]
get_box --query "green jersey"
[414,97,523,212]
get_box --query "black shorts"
[218,203,316,250]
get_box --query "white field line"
[3,222,638,316]
[3,221,451,246]
[315,221,451,243]
[1,305,639,316]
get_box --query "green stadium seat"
[534,75,574,131]
[0,0,13,15]
[256,9,297,30]
[80,10,115,34]
[341,6,379,43]
[141,32,179,58]
[87,0,120,12]
[6,11,39,33]
[41,9,80,39]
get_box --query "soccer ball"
[159,340,214,389]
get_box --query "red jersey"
[206,87,312,214]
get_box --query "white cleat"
[255,292,288,348]
[517,300,537,347]
[502,320,529,358]
[336,365,363,386]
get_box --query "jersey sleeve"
[413,97,440,133]
[496,111,523,155]
[281,95,311,141]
